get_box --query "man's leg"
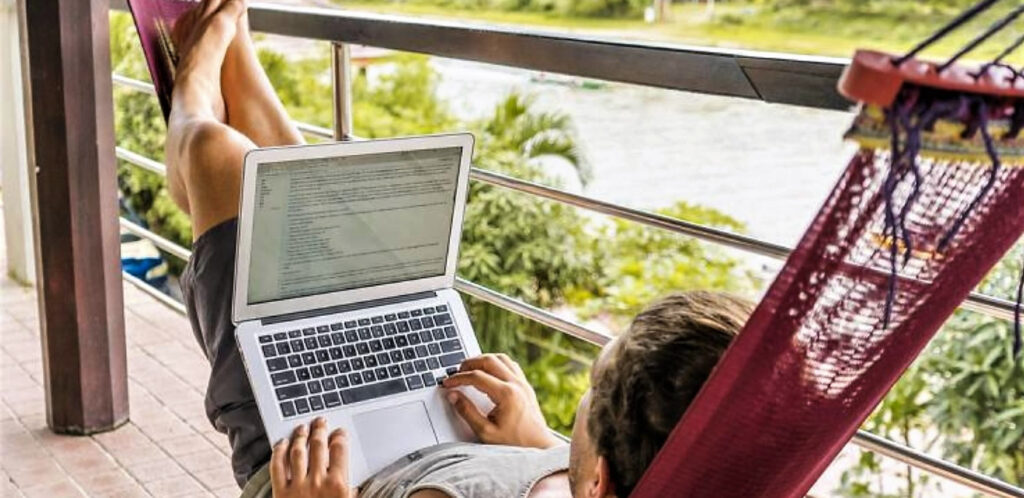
[165,0,302,487]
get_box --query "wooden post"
[20,0,128,434]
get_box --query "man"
[167,2,754,497]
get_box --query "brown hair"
[587,291,753,496]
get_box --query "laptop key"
[329,347,343,360]
[397,322,410,333]
[303,328,316,336]
[330,323,344,331]
[398,311,410,319]
[371,316,384,324]
[406,376,424,390]
[390,351,403,363]
[317,325,330,333]
[384,323,397,335]
[331,333,345,345]
[297,368,311,381]
[304,338,318,350]
[344,320,357,329]
[267,358,288,372]
[311,366,325,378]
[316,350,330,363]
[409,319,422,331]
[440,340,462,353]
[288,330,302,338]
[323,392,342,408]
[422,372,436,387]
[414,360,427,372]
[411,309,423,317]
[419,331,432,343]
[309,396,324,411]
[277,343,292,355]
[388,365,402,377]
[337,360,351,373]
[362,371,375,383]
[271,371,296,386]
[445,367,458,377]
[356,343,370,355]
[322,378,336,391]
[336,375,350,388]
[371,326,384,338]
[420,316,435,328]
[444,326,457,338]
[290,340,305,352]
[436,305,448,312]
[308,381,322,394]
[402,348,416,361]
[426,357,440,370]
[377,352,391,365]
[273,332,288,341]
[385,314,397,322]
[325,363,338,376]
[375,367,389,380]
[276,384,307,401]
[396,336,409,347]
[259,335,273,343]
[345,331,359,342]
[280,402,296,417]
[358,318,371,326]
[364,355,378,368]
[358,328,372,341]
[423,307,435,314]
[349,373,363,386]
[351,358,365,370]
[343,345,357,358]
[369,340,383,352]
[415,346,428,358]
[434,314,453,326]
[287,355,302,368]
[382,338,396,349]
[427,344,441,356]
[318,336,331,348]
[408,333,421,345]
[432,329,445,341]
[302,352,316,365]
[440,352,466,368]
[340,378,408,405]
[294,398,310,414]
[261,345,276,358]
[401,362,414,375]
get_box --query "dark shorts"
[180,218,270,488]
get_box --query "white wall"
[0,0,35,285]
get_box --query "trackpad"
[354,402,439,471]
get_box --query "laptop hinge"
[260,291,438,326]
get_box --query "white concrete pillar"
[0,0,35,285]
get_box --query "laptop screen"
[246,147,463,305]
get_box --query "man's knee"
[178,121,254,237]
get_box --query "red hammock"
[632,4,1024,496]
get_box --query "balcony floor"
[1,226,238,496]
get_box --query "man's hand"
[442,354,563,450]
[270,417,357,498]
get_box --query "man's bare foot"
[170,0,243,123]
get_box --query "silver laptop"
[232,133,491,484]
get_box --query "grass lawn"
[330,0,1024,62]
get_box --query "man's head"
[568,291,753,497]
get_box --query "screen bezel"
[232,133,475,324]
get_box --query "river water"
[431,57,859,248]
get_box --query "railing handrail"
[109,0,850,110]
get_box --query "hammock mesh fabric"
[631,85,1024,497]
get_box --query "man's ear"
[590,455,617,498]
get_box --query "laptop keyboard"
[258,305,467,419]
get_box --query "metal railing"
[107,2,1024,497]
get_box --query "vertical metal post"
[331,42,353,141]
[1,0,34,285]
[20,0,128,434]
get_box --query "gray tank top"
[240,442,570,498]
